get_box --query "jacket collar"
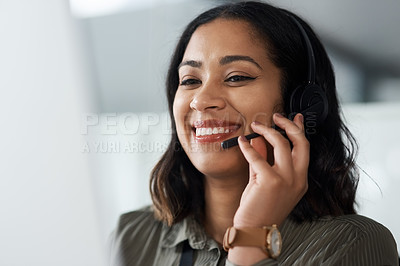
[161,215,220,251]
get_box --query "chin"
[185,144,248,178]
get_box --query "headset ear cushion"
[290,84,328,126]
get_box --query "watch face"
[269,228,282,257]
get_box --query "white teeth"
[195,127,232,136]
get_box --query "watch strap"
[223,227,268,250]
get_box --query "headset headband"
[287,15,316,84]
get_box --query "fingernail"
[238,135,246,142]
[252,121,261,125]
[274,113,284,118]
[299,113,304,123]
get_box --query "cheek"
[250,104,274,124]
[239,97,278,127]
[173,92,190,133]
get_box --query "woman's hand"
[233,112,309,228]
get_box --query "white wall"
[0,1,105,265]
[344,103,400,249]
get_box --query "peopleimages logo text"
[81,113,172,135]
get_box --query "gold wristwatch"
[223,225,282,259]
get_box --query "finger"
[250,121,292,169]
[274,113,309,175]
[273,113,303,138]
[292,113,305,131]
[250,137,267,161]
[249,137,268,180]
[273,113,309,161]
[291,114,310,174]
[238,136,273,176]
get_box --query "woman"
[110,2,398,265]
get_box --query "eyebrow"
[177,55,262,70]
[220,55,262,69]
[178,60,202,70]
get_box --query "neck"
[203,175,247,244]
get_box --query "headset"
[287,15,329,128]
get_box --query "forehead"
[183,18,269,62]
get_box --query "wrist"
[223,225,282,259]
[233,210,279,228]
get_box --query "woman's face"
[173,18,282,178]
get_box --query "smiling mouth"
[192,120,241,143]
[196,127,231,136]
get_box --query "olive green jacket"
[109,206,398,266]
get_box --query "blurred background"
[1,0,399,265]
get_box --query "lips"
[192,119,241,143]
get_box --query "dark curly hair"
[150,1,359,226]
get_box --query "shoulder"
[115,205,165,245]
[116,205,162,233]
[109,206,165,266]
[327,214,397,251]
[291,214,396,241]
[284,213,393,237]
[328,214,393,237]
[280,214,398,265]
[328,215,398,264]
[312,214,397,249]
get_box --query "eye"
[179,78,202,86]
[225,75,256,83]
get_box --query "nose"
[189,82,226,112]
